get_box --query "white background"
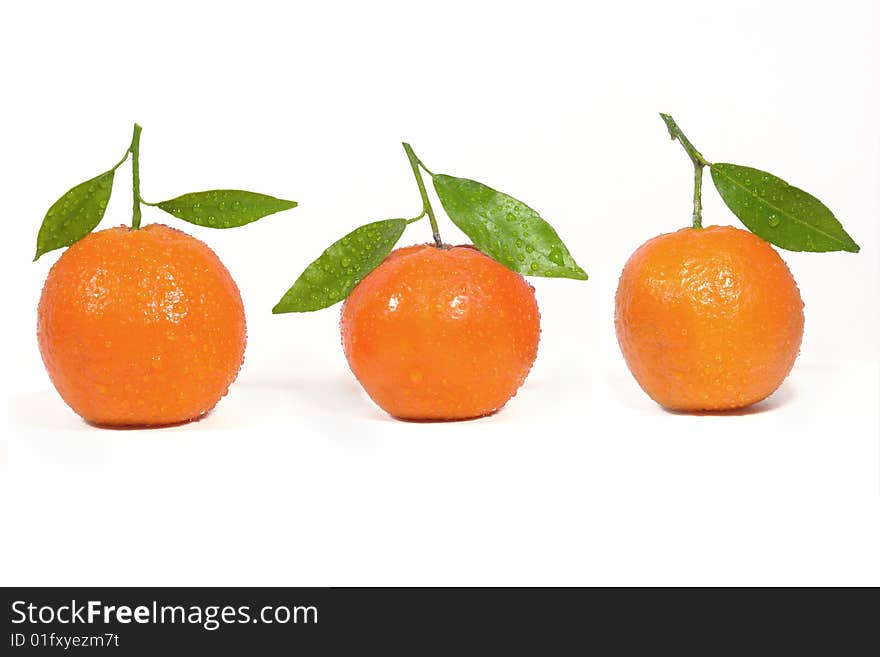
[2,1,878,586]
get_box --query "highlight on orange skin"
[37,224,247,426]
[341,244,541,420]
[615,225,804,411]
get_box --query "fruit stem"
[660,113,710,229]
[129,123,143,230]
[692,164,704,230]
[402,143,443,247]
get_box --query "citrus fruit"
[37,224,246,426]
[340,244,541,420]
[615,225,804,411]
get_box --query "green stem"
[111,148,130,171]
[129,123,143,230]
[692,164,703,230]
[660,113,710,229]
[405,210,426,224]
[402,142,442,247]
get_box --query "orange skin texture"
[341,244,541,420]
[37,224,246,426]
[615,225,804,411]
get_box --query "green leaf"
[34,170,115,260]
[432,174,587,279]
[156,190,297,228]
[273,218,407,313]
[710,163,859,253]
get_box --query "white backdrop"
[2,0,878,585]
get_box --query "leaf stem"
[402,143,442,247]
[129,123,143,230]
[111,149,130,172]
[660,113,710,229]
[406,210,426,224]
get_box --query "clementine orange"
[37,224,246,426]
[341,244,541,420]
[615,225,804,411]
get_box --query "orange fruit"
[37,224,246,426]
[615,225,804,411]
[341,244,541,420]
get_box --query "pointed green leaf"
[273,218,407,313]
[34,170,115,260]
[710,163,859,253]
[432,174,587,279]
[156,190,297,228]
